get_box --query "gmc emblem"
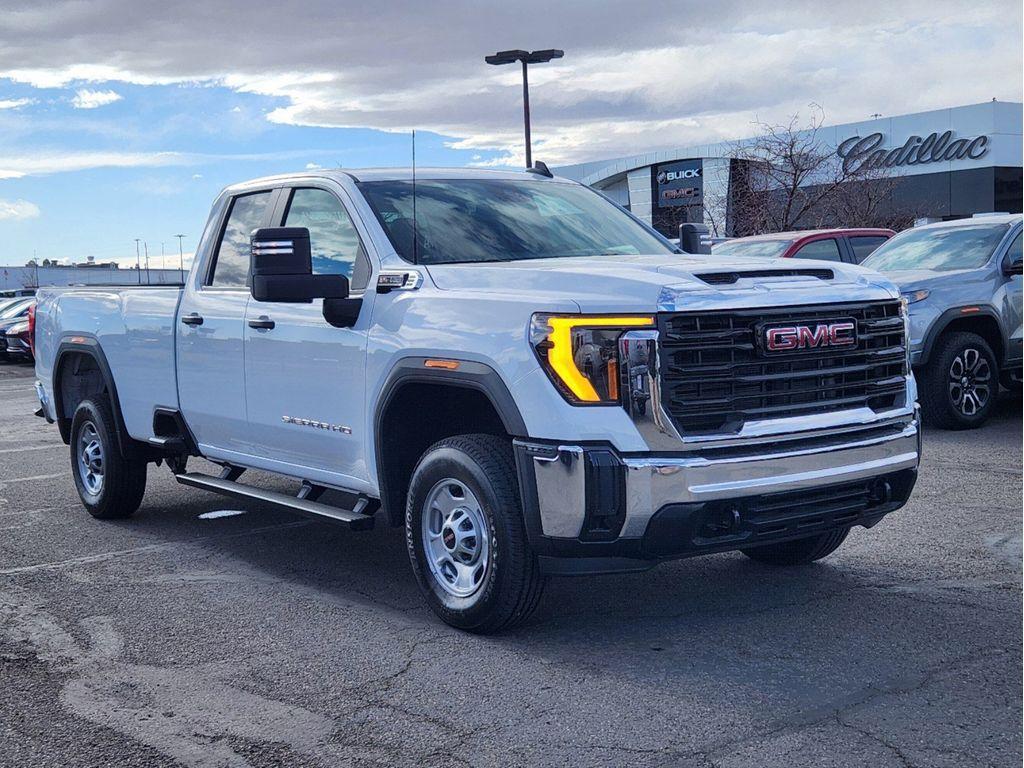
[761,320,857,353]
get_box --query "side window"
[848,236,889,263]
[792,238,843,262]
[209,191,272,287]
[1006,233,1022,265]
[283,188,369,289]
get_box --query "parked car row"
[712,227,894,263]
[0,296,35,363]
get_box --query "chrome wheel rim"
[76,420,105,496]
[948,347,992,416]
[421,478,490,598]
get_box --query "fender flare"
[52,335,133,457]
[373,357,527,524]
[918,306,1006,367]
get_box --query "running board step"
[175,472,375,530]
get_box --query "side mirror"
[678,223,711,254]
[250,227,349,302]
[1004,254,1023,276]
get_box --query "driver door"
[242,183,375,492]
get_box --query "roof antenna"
[411,129,418,266]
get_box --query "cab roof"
[227,167,566,191]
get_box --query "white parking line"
[2,472,66,483]
[0,445,63,454]
[0,520,310,575]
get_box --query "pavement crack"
[834,712,916,768]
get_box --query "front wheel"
[70,397,147,519]
[405,434,545,633]
[919,331,998,430]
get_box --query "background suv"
[862,214,1023,429]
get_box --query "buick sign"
[655,159,703,209]
[837,130,989,173]
[656,168,701,184]
[762,320,857,353]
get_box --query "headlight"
[901,289,930,304]
[530,314,655,404]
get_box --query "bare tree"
[704,106,915,237]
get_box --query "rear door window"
[848,235,889,263]
[792,238,843,262]
[209,191,273,287]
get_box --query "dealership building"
[554,100,1023,236]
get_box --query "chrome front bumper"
[515,412,921,543]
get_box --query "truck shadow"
[129,463,1013,645]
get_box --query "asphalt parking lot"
[0,359,1020,768]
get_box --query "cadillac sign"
[836,130,989,173]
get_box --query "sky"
[0,0,1021,268]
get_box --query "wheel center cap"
[442,527,457,550]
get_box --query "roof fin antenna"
[526,160,553,178]
[411,129,418,266]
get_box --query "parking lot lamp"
[485,49,564,168]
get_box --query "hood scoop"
[694,268,834,286]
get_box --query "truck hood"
[426,254,897,312]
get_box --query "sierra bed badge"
[761,319,857,353]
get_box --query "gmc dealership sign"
[655,159,703,208]
[837,130,990,173]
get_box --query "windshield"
[358,179,675,264]
[0,299,30,319]
[712,239,791,259]
[863,223,1009,272]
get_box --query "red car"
[712,228,895,264]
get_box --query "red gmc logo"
[762,320,857,353]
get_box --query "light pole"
[143,241,150,285]
[485,48,563,168]
[175,234,186,282]
[134,239,142,284]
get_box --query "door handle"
[248,316,275,330]
[181,313,204,326]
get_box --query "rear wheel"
[406,434,545,633]
[919,332,998,429]
[741,528,850,566]
[70,397,147,519]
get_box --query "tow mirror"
[250,227,349,302]
[678,223,712,254]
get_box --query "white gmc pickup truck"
[34,167,921,632]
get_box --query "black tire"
[70,397,147,519]
[919,331,999,430]
[405,434,545,633]
[741,527,850,566]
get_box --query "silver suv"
[863,213,1023,429]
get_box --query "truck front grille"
[657,301,907,434]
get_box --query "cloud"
[0,198,41,220]
[0,1,1019,163]
[71,88,123,109]
[304,162,322,169]
[0,98,34,110]
[0,149,184,177]
[0,148,355,178]
[191,173,203,179]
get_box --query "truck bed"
[35,286,184,442]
